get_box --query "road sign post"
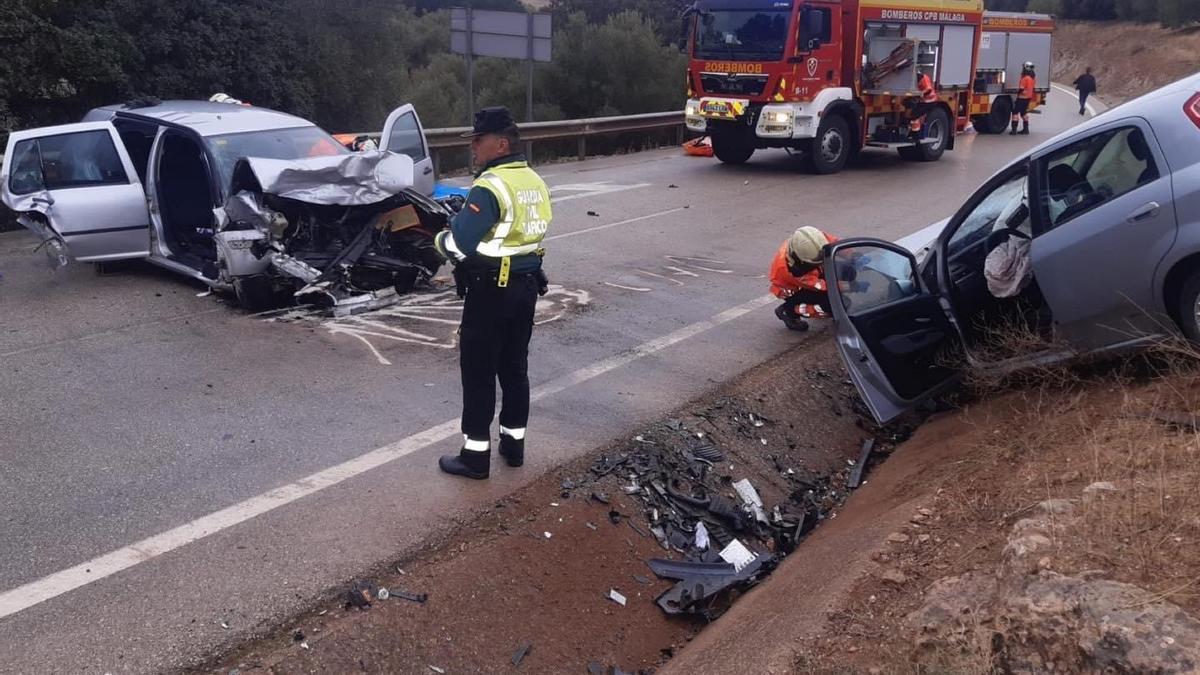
[451,7,552,129]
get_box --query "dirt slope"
[676,354,1200,674]
[1053,21,1200,104]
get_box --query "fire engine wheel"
[899,108,950,162]
[711,132,755,165]
[989,96,1013,134]
[804,116,850,175]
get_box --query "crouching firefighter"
[770,226,839,332]
[433,106,552,480]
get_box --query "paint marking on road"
[545,208,685,242]
[1051,83,1098,116]
[0,293,776,621]
[601,282,651,292]
[550,182,651,204]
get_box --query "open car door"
[1,121,150,266]
[380,104,435,197]
[824,239,963,424]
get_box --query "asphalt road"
[0,91,1091,673]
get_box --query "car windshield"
[694,9,791,61]
[206,126,349,187]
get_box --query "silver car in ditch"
[0,100,445,312]
[826,72,1200,423]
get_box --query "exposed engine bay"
[216,151,457,315]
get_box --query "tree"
[549,0,692,43]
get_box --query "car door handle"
[423,166,433,175]
[1127,202,1160,223]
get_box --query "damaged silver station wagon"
[0,100,453,313]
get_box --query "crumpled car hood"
[236,151,415,206]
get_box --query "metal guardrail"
[0,111,686,180]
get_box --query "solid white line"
[545,208,685,242]
[602,282,651,292]
[1051,83,1097,116]
[0,293,776,621]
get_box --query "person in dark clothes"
[1074,67,1097,116]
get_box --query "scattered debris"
[668,184,679,188]
[590,492,611,505]
[608,510,623,525]
[587,662,604,675]
[586,521,598,531]
[511,641,533,667]
[587,211,600,217]
[377,587,390,601]
[345,580,378,609]
[633,575,652,585]
[887,533,910,544]
[543,531,553,539]
[220,621,230,630]
[429,666,445,674]
[292,630,305,643]
[847,438,875,489]
[607,589,627,606]
[389,589,428,604]
[694,521,710,550]
[300,642,309,650]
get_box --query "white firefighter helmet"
[787,226,827,267]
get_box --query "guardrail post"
[577,137,586,161]
[524,140,534,163]
[676,126,686,146]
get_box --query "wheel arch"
[824,100,865,153]
[1161,253,1200,332]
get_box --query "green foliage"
[0,0,688,145]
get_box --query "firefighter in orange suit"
[1012,62,1036,135]
[910,68,939,136]
[770,227,839,332]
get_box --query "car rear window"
[8,130,129,195]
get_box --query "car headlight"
[767,111,792,124]
[686,103,700,117]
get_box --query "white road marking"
[665,266,700,278]
[634,269,685,286]
[1051,83,1097,116]
[550,182,651,204]
[666,255,733,274]
[271,287,592,355]
[602,282,651,292]
[544,208,685,242]
[0,293,776,621]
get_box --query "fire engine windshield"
[694,9,791,61]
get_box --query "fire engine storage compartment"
[976,12,1053,95]
[863,22,978,95]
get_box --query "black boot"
[439,446,490,479]
[775,303,810,332]
[1010,121,1018,135]
[499,433,525,468]
[1019,122,1030,135]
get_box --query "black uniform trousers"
[459,270,539,444]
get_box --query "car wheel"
[1176,269,1200,342]
[711,131,755,165]
[233,275,278,312]
[803,115,850,175]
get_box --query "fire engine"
[969,11,1055,133]
[683,0,1050,173]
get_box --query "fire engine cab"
[684,0,986,173]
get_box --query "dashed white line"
[545,208,685,242]
[0,293,776,621]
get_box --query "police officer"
[434,107,552,480]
